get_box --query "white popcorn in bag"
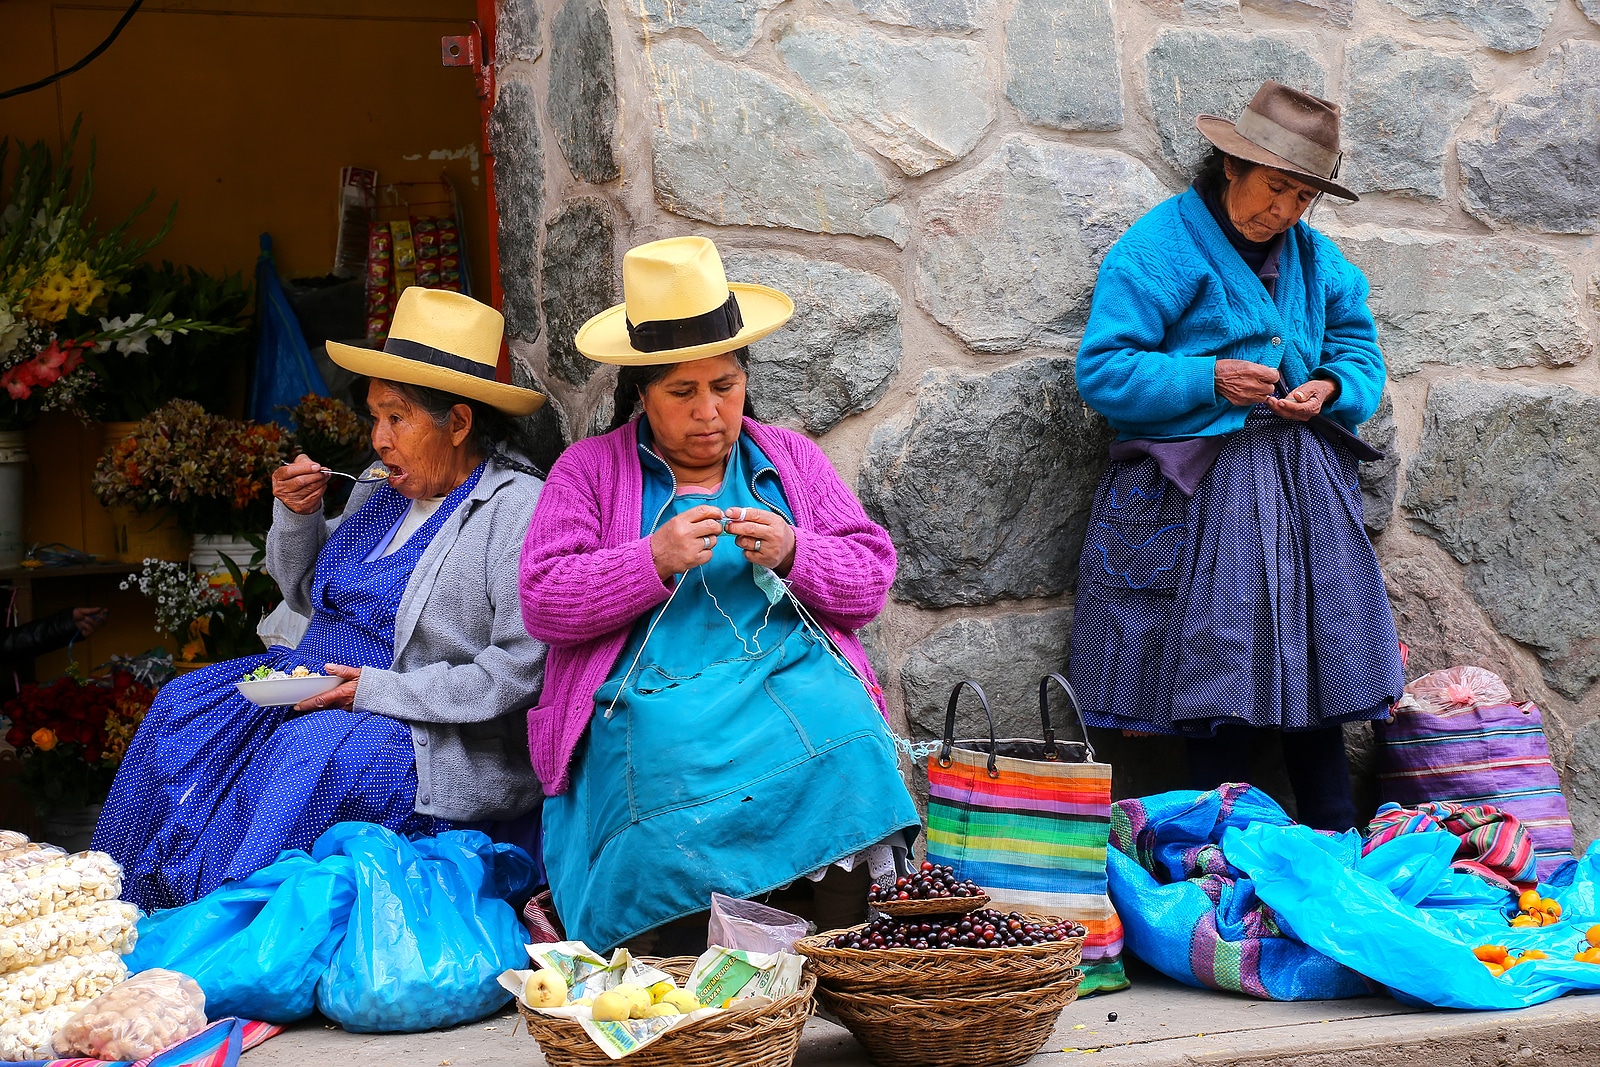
[0,1000,90,1061]
[0,900,142,974]
[53,969,208,1061]
[0,851,123,927]
[0,951,127,1020]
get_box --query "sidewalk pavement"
[243,961,1600,1067]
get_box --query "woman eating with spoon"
[94,288,550,911]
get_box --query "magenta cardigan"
[519,417,897,796]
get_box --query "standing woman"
[1069,82,1404,831]
[520,236,919,952]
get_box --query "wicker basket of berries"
[867,862,990,917]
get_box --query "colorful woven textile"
[1376,675,1575,879]
[1106,784,1367,1001]
[17,1017,281,1067]
[927,748,1128,994]
[1363,801,1535,890]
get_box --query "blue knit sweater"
[1075,188,1386,440]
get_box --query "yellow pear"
[591,990,632,1022]
[523,968,569,1009]
[648,980,678,1003]
[643,1003,680,1018]
[659,989,700,1013]
[615,983,653,1018]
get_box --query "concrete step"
[243,965,1600,1067]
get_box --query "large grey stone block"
[820,0,994,31]
[632,0,783,55]
[1324,223,1591,378]
[901,609,1075,744]
[496,0,541,66]
[488,80,543,342]
[1403,381,1600,699]
[859,356,1113,608]
[648,40,908,245]
[1458,43,1600,235]
[1005,0,1123,133]
[550,0,619,184]
[720,251,901,435]
[1358,392,1397,536]
[1379,0,1554,54]
[1144,29,1324,176]
[509,357,569,474]
[915,139,1164,353]
[540,198,614,388]
[1585,0,1600,28]
[1570,720,1600,852]
[1243,0,1352,23]
[777,19,992,177]
[1341,39,1474,201]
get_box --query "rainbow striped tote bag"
[925,676,1128,994]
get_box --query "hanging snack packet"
[412,216,442,287]
[364,223,393,342]
[390,219,417,291]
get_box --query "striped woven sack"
[1376,668,1575,880]
[925,676,1129,995]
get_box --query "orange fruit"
[1511,915,1540,928]
[1586,925,1600,949]
[1484,963,1505,977]
[1539,899,1562,921]
[1519,949,1549,961]
[1473,944,1509,963]
[1518,889,1542,912]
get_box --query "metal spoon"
[320,463,390,483]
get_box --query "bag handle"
[939,679,999,779]
[1039,672,1096,762]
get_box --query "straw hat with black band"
[575,236,794,366]
[326,287,545,416]
[1195,80,1358,203]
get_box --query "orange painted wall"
[0,0,490,285]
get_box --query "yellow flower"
[31,728,58,751]
[22,272,74,323]
[65,262,104,315]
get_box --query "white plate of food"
[235,666,341,707]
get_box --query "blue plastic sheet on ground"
[127,823,537,1031]
[1227,820,1600,1010]
[1107,785,1369,1000]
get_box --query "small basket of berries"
[867,862,990,917]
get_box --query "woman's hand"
[72,607,107,637]
[273,454,329,515]
[649,504,726,580]
[725,507,797,576]
[293,664,361,712]
[1265,378,1339,422]
[1215,359,1280,407]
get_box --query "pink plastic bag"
[706,893,808,954]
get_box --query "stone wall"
[492,0,1600,847]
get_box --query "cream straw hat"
[326,287,544,415]
[574,236,794,366]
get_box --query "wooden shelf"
[0,561,133,583]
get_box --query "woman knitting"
[1069,82,1404,831]
[520,236,919,952]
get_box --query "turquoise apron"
[542,428,920,950]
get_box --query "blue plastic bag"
[126,851,357,1022]
[250,232,328,427]
[1107,786,1369,1000]
[313,823,537,1032]
[1226,822,1600,1010]
[127,824,537,1030]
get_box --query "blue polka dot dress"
[1067,408,1404,736]
[92,468,483,912]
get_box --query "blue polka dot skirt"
[1068,409,1405,737]
[92,473,481,912]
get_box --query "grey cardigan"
[265,454,546,821]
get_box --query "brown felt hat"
[1195,81,1358,202]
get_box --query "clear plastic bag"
[1403,665,1514,716]
[0,899,142,974]
[0,851,123,927]
[53,968,208,1061]
[0,999,89,1061]
[0,950,126,1019]
[706,893,809,954]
